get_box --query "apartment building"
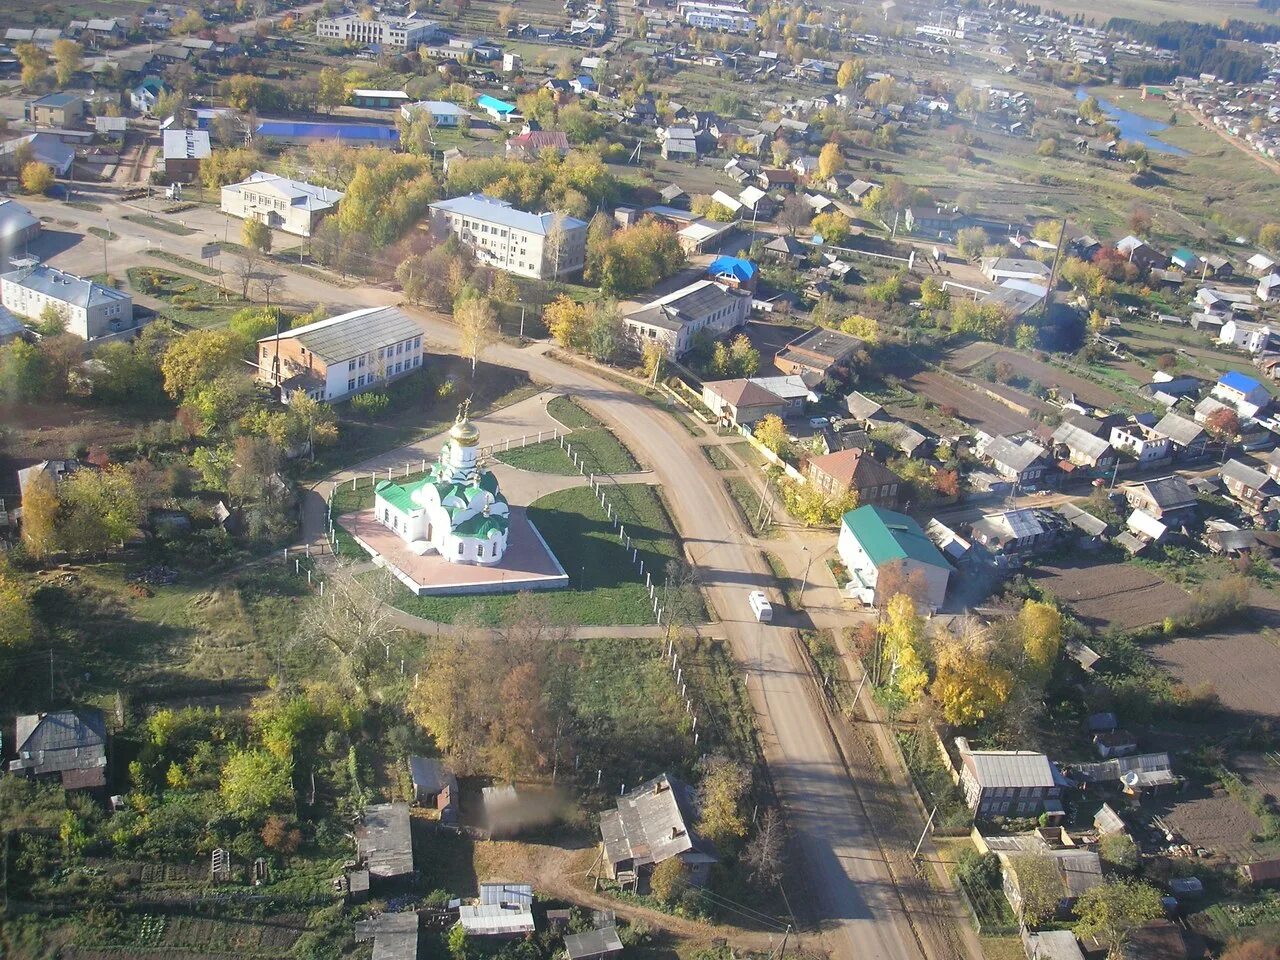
[676,1,755,32]
[315,13,440,49]
[221,171,344,238]
[0,264,132,340]
[428,194,587,280]
[257,306,426,403]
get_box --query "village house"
[458,883,536,937]
[1247,253,1277,278]
[1123,476,1198,526]
[26,92,84,128]
[8,709,108,791]
[805,448,901,505]
[1151,411,1209,459]
[774,327,863,380]
[977,434,1048,487]
[159,128,210,183]
[401,100,468,127]
[904,205,967,237]
[979,256,1052,285]
[409,756,458,824]
[623,280,752,358]
[762,234,808,264]
[600,774,717,892]
[1258,274,1280,302]
[836,505,950,611]
[506,130,570,160]
[991,834,1102,921]
[1109,419,1171,464]
[1220,459,1280,515]
[221,172,343,238]
[256,305,425,403]
[1,264,133,340]
[969,508,1058,557]
[429,194,588,281]
[1219,317,1278,355]
[1212,370,1271,418]
[1050,421,1115,470]
[701,378,789,428]
[355,803,415,881]
[957,737,1062,817]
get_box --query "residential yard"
[493,395,642,477]
[943,342,1134,412]
[377,482,692,626]
[907,371,1038,435]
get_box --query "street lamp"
[799,545,813,600]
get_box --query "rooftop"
[260,306,423,364]
[254,121,399,142]
[704,378,784,409]
[564,927,624,960]
[162,128,211,160]
[599,773,716,871]
[225,171,344,211]
[430,193,586,237]
[808,447,900,490]
[11,709,107,780]
[356,802,414,878]
[961,745,1056,789]
[1218,369,1264,394]
[1,264,129,310]
[778,325,864,363]
[841,505,949,571]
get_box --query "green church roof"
[454,513,509,537]
[376,477,432,513]
[841,505,948,570]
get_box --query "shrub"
[350,392,390,417]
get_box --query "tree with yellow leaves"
[20,469,61,559]
[817,142,843,180]
[931,622,1013,726]
[879,593,928,701]
[1018,600,1062,681]
[544,295,591,351]
[836,57,864,89]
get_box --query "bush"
[350,392,390,417]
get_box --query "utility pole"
[48,649,54,705]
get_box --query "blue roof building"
[1219,370,1262,395]
[707,255,757,288]
[253,121,399,145]
[476,94,516,120]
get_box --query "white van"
[748,590,773,622]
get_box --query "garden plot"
[1028,559,1190,632]
[908,370,1038,435]
[1147,627,1280,726]
[945,343,1132,411]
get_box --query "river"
[1074,87,1188,157]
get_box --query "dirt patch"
[945,342,1130,411]
[1153,785,1266,864]
[1028,559,1191,632]
[1147,629,1280,725]
[908,371,1038,434]
[0,400,154,497]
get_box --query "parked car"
[749,590,773,622]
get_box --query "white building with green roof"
[836,505,950,612]
[374,409,510,565]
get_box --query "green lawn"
[702,443,736,471]
[493,395,641,476]
[725,476,773,537]
[123,213,198,236]
[125,266,247,330]
[378,483,687,625]
[147,250,222,277]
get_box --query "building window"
[357,375,365,387]
[457,542,464,555]
[348,360,356,372]
[348,378,356,391]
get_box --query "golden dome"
[450,403,480,447]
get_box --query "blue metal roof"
[708,255,756,283]
[476,94,516,113]
[254,121,399,142]
[1219,370,1262,394]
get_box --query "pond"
[1075,87,1188,157]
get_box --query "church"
[373,405,510,565]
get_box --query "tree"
[1205,405,1241,443]
[20,162,54,195]
[586,302,623,362]
[754,414,789,455]
[1009,854,1065,926]
[955,226,988,261]
[1073,880,1163,959]
[865,76,902,108]
[1259,223,1280,253]
[220,748,293,818]
[777,194,810,236]
[496,4,518,28]
[836,57,864,89]
[920,276,950,311]
[20,470,61,559]
[261,815,302,854]
[317,66,347,113]
[201,147,260,191]
[1037,136,1059,157]
[15,43,48,90]
[544,296,590,351]
[650,857,685,904]
[878,593,927,700]
[455,297,497,373]
[1018,600,1062,681]
[1098,832,1138,871]
[287,391,338,459]
[0,561,35,650]
[51,40,82,88]
[931,626,1013,726]
[811,211,851,244]
[161,329,243,400]
[242,217,272,254]
[697,755,750,848]
[58,465,143,554]
[231,253,260,302]
[817,141,843,180]
[741,808,786,888]
[1127,205,1154,237]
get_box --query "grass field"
[378,482,691,625]
[493,395,641,476]
[124,266,246,329]
[123,213,197,236]
[725,476,774,537]
[702,443,736,471]
[1036,0,1280,26]
[147,249,222,277]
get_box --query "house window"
[357,375,365,387]
[458,542,464,555]
[348,360,356,372]
[348,378,356,391]
[413,356,420,367]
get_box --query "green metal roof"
[841,505,948,570]
[454,513,509,537]
[478,471,499,494]
[376,477,432,513]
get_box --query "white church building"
[373,407,510,564]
